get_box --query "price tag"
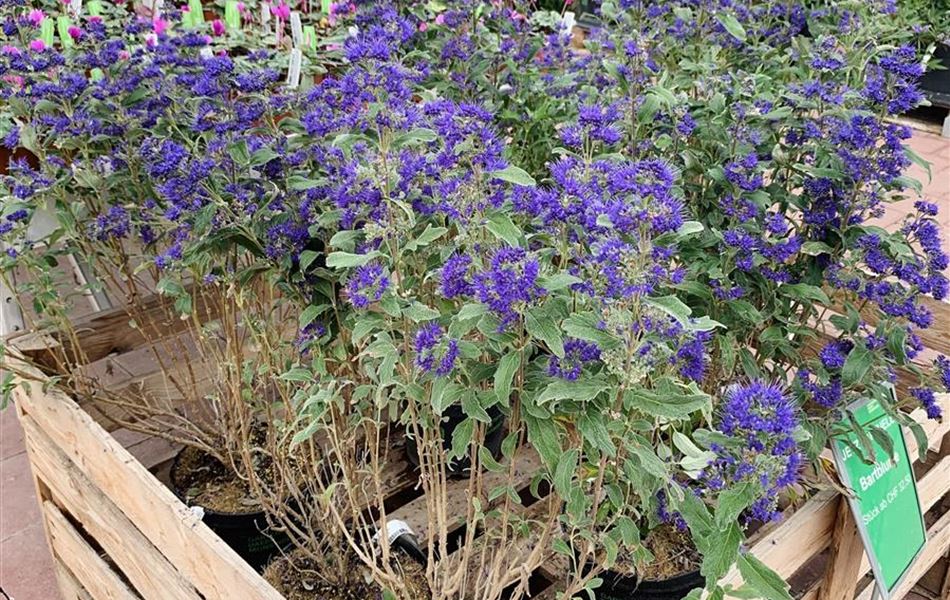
[831,388,926,600]
[303,24,316,52]
[321,0,331,14]
[224,0,241,29]
[70,0,82,16]
[188,0,203,24]
[57,16,74,48]
[290,11,302,47]
[286,47,302,88]
[261,2,271,31]
[87,0,102,16]
[40,18,55,46]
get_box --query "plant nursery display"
[1,0,949,599]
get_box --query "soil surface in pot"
[172,445,261,513]
[264,547,430,600]
[638,524,701,580]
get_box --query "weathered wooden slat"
[816,497,864,600]
[12,287,214,370]
[11,356,283,600]
[43,501,139,600]
[22,414,201,599]
[52,557,94,600]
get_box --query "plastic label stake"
[57,16,74,48]
[286,47,302,88]
[40,18,55,46]
[290,12,302,47]
[224,1,241,29]
[321,0,331,15]
[188,0,204,24]
[303,25,316,52]
[86,0,102,16]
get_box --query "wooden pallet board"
[8,294,950,600]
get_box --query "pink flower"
[29,39,46,52]
[67,26,82,40]
[119,49,130,60]
[27,9,45,26]
[417,21,427,32]
[145,33,158,47]
[270,1,290,19]
[90,15,103,23]
[180,4,189,12]
[434,13,444,25]
[1,45,21,56]
[153,17,168,35]
[211,19,225,36]
[237,2,246,12]
[2,74,25,88]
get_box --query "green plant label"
[225,1,241,29]
[41,18,55,46]
[188,0,204,25]
[832,392,925,599]
[57,16,74,48]
[87,0,102,16]
[321,0,331,14]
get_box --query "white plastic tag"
[374,519,414,545]
[199,46,214,59]
[561,10,576,32]
[286,47,302,88]
[290,12,303,47]
[70,0,82,16]
[188,505,206,519]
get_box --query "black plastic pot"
[591,566,704,600]
[404,403,507,477]
[169,448,286,571]
[921,43,950,108]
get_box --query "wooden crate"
[7,296,950,600]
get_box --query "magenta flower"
[67,26,82,41]
[153,18,168,35]
[27,9,45,26]
[271,1,290,19]
[211,19,225,36]
[1,45,20,56]
[29,39,46,52]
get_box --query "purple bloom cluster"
[472,247,545,331]
[548,339,601,381]
[414,322,459,377]
[703,382,802,522]
[346,262,390,309]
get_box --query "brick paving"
[0,129,948,600]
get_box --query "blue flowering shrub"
[2,0,950,599]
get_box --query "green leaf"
[494,350,521,405]
[326,251,380,269]
[737,554,793,600]
[625,388,710,420]
[554,449,579,497]
[489,165,536,187]
[280,368,313,382]
[563,312,621,350]
[299,250,320,271]
[525,308,564,357]
[677,221,705,237]
[716,13,746,41]
[404,225,448,252]
[524,413,561,469]
[457,303,488,321]
[715,481,756,528]
[404,302,440,322]
[578,412,615,456]
[299,304,327,328]
[645,295,693,324]
[392,128,438,148]
[450,417,475,460]
[700,523,743,587]
[780,283,830,305]
[539,273,582,292]
[485,212,522,247]
[841,343,872,386]
[630,442,667,478]
[537,378,608,405]
[801,241,833,256]
[287,175,324,190]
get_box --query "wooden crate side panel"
[719,398,950,592]
[52,556,95,600]
[11,361,283,600]
[43,501,139,600]
[20,413,201,600]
